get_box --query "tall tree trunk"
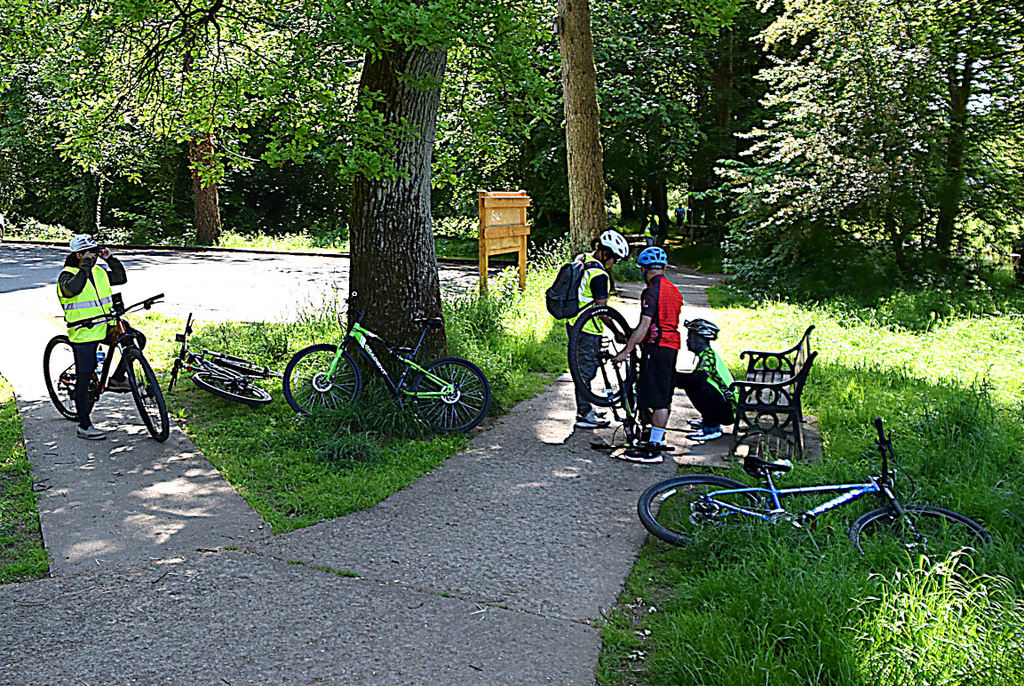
[348,46,448,357]
[188,134,222,245]
[646,178,669,244]
[935,60,972,255]
[79,171,99,233]
[558,0,606,253]
[885,211,906,272]
[610,180,635,221]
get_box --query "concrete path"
[1,245,726,685]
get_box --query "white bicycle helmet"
[598,229,629,260]
[70,234,99,252]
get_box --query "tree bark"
[79,171,99,233]
[558,0,606,253]
[609,180,635,221]
[935,60,972,255]
[188,134,222,245]
[646,178,669,244]
[348,46,448,358]
[1014,244,1024,285]
[885,211,906,272]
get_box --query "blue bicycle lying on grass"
[638,418,991,556]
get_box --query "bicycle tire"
[849,504,990,557]
[43,335,81,420]
[568,305,636,408]
[283,343,362,415]
[409,357,491,432]
[192,371,272,407]
[124,348,170,442]
[638,475,761,547]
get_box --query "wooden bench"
[729,326,817,462]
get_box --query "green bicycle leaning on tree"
[283,291,491,433]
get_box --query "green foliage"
[0,375,48,583]
[724,0,1024,286]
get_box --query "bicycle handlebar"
[68,293,164,329]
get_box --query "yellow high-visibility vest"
[57,265,112,343]
[567,254,608,335]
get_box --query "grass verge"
[598,293,1024,685]
[139,265,573,534]
[0,375,48,583]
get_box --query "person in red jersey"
[611,247,682,464]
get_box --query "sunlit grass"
[598,296,1024,685]
[0,375,48,583]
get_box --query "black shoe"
[616,442,665,464]
[106,378,131,393]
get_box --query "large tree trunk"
[558,0,606,253]
[609,180,635,221]
[188,134,222,245]
[885,211,906,272]
[646,178,670,244]
[935,60,973,255]
[1015,245,1024,285]
[348,46,447,357]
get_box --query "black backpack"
[545,259,587,320]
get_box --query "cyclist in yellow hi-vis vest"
[57,234,138,440]
[567,229,629,429]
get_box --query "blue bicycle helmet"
[637,246,667,268]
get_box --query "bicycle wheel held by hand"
[568,305,635,408]
[124,348,169,442]
[849,504,990,559]
[638,475,760,547]
[409,357,490,432]
[283,344,362,415]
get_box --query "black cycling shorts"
[637,344,678,410]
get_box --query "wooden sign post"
[478,190,531,293]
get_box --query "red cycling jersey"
[639,274,682,350]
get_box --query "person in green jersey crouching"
[674,318,735,441]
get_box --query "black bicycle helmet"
[684,318,720,340]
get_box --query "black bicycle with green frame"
[282,292,491,432]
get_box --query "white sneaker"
[575,410,611,429]
[76,425,106,440]
[687,425,723,441]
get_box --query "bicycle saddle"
[743,453,793,477]
[413,317,444,329]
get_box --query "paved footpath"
[1,245,723,685]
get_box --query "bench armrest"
[739,325,815,375]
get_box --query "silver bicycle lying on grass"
[168,313,281,406]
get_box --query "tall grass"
[854,555,1024,684]
[598,294,1024,685]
